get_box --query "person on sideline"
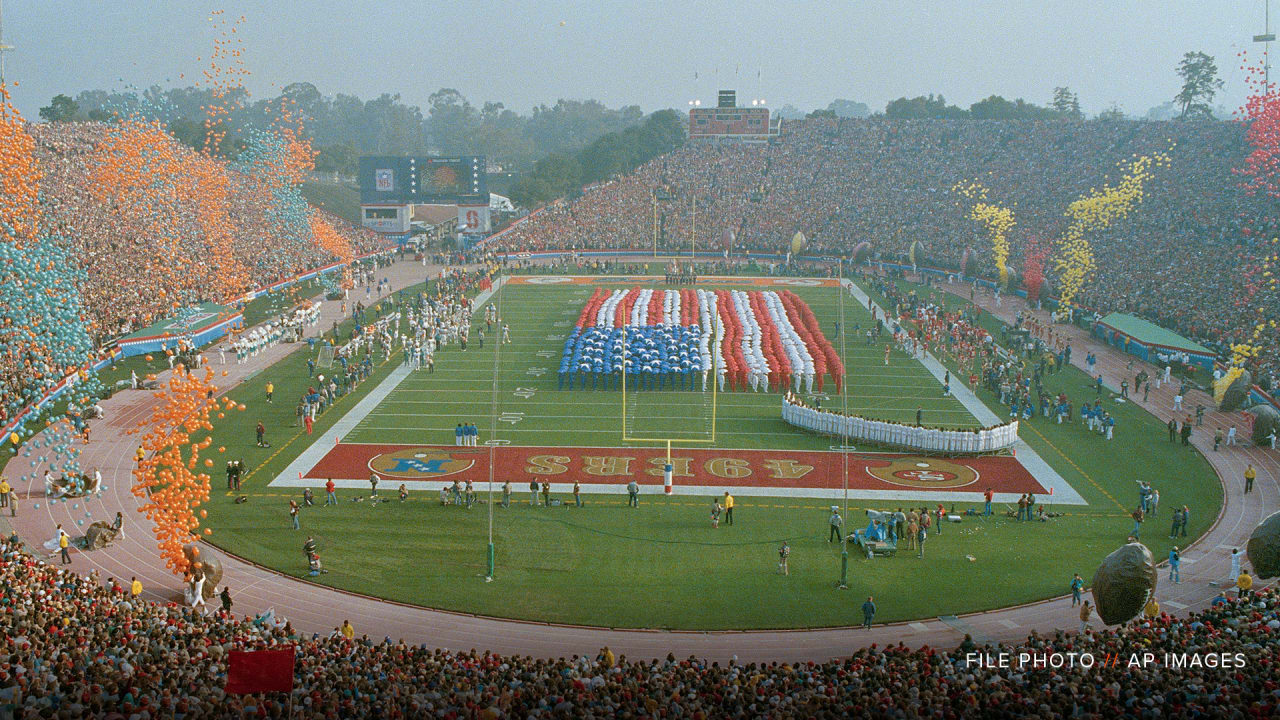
[1070,573,1084,606]
[861,596,876,629]
[1079,600,1093,634]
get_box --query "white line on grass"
[843,279,1085,505]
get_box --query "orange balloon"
[145,355,153,362]
[203,458,213,467]
[200,509,208,518]
[203,529,212,536]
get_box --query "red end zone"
[301,444,1047,495]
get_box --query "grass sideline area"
[196,276,1221,630]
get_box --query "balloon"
[789,231,806,256]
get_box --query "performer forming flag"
[560,287,841,392]
[225,648,296,694]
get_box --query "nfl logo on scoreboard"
[374,169,394,192]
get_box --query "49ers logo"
[368,449,475,479]
[865,458,979,489]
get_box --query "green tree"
[826,98,870,118]
[1097,103,1127,122]
[39,94,80,122]
[1174,51,1224,119]
[884,94,967,119]
[805,108,838,120]
[1051,86,1083,119]
[968,95,1056,120]
[314,143,358,174]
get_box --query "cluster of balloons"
[199,10,251,157]
[953,180,1015,284]
[1230,50,1280,366]
[310,214,356,291]
[1055,149,1172,307]
[90,117,252,314]
[129,364,236,575]
[1020,237,1052,302]
[0,83,102,449]
[8,418,92,495]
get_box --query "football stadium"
[1,2,1279,717]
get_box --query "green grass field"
[345,281,978,450]
[197,276,1222,629]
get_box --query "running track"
[1,259,1275,662]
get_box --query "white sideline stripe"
[266,477,1048,503]
[273,279,505,488]
[909,622,930,632]
[843,280,1086,506]
[1163,600,1188,610]
[997,619,1019,629]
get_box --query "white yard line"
[843,279,1086,506]
[272,278,505,488]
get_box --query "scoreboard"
[359,156,488,205]
[689,107,770,139]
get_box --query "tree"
[1175,51,1224,119]
[826,99,870,118]
[968,95,1056,120]
[805,108,837,120]
[884,94,967,119]
[1051,87,1082,119]
[1097,103,1127,122]
[39,94,80,122]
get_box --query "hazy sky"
[2,1,1273,119]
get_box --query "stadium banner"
[0,248,396,441]
[284,442,1058,502]
[115,302,244,359]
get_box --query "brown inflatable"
[83,521,118,550]
[1091,542,1157,625]
[182,543,223,599]
[1247,511,1280,579]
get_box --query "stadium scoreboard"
[359,155,488,205]
[689,89,771,140]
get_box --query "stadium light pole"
[0,0,13,86]
[838,256,851,590]
[1255,0,1275,91]
[484,271,503,582]
[652,190,658,258]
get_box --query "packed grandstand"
[2,531,1278,718]
[495,119,1279,383]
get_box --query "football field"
[198,274,1221,629]
[343,277,978,450]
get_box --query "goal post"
[315,343,335,369]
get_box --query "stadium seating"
[1,532,1276,716]
[496,118,1278,387]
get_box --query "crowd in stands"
[2,530,1277,718]
[29,122,385,347]
[496,117,1278,382]
[0,122,388,436]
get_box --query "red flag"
[226,648,295,694]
